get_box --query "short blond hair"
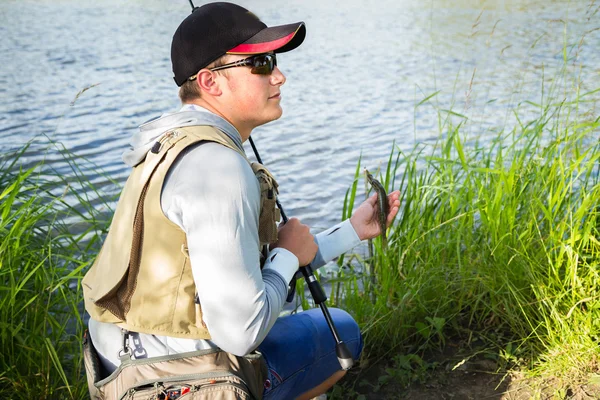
[178,55,230,103]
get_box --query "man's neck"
[185,100,252,142]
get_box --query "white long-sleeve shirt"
[90,107,361,371]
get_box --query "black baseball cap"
[171,2,306,86]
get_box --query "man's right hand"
[273,217,318,266]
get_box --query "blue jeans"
[258,308,363,399]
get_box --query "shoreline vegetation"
[2,32,599,400]
[328,97,600,398]
[0,142,116,398]
[2,98,598,399]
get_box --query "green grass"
[1,96,597,400]
[2,13,598,399]
[328,75,600,394]
[0,141,114,399]
[324,10,600,395]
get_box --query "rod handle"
[302,265,327,304]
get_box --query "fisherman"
[82,2,400,399]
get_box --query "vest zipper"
[118,375,252,400]
[186,380,251,398]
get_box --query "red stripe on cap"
[227,31,296,54]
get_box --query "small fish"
[366,169,389,250]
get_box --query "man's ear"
[196,70,222,96]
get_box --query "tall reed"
[334,89,600,388]
[0,142,114,399]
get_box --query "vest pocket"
[258,195,279,245]
[86,346,266,400]
[252,163,280,247]
[120,373,252,400]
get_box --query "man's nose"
[270,66,286,86]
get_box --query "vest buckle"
[118,328,132,360]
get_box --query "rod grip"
[302,265,327,304]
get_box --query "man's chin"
[259,110,283,126]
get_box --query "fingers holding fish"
[385,190,401,227]
[369,190,400,228]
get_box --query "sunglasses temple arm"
[211,58,251,72]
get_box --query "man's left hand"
[349,190,401,241]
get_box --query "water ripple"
[1,0,598,230]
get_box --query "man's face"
[216,53,286,136]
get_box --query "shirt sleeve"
[310,219,362,269]
[161,142,299,356]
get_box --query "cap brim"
[227,22,306,54]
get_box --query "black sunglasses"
[188,54,278,82]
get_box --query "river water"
[1,0,599,232]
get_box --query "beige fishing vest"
[82,125,280,340]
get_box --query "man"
[82,2,400,399]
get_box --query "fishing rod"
[187,0,198,11]
[248,137,354,370]
[185,0,353,371]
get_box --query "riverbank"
[1,39,599,400]
[335,342,600,399]
[325,83,600,398]
[2,93,597,399]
